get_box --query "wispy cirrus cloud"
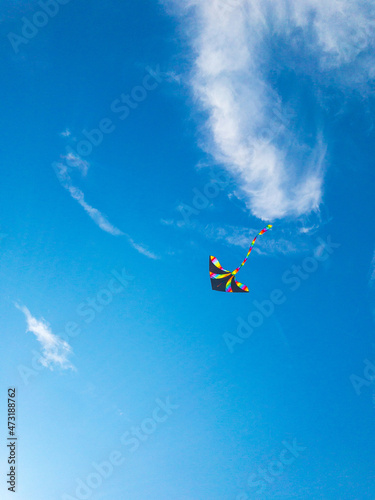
[54,145,158,258]
[204,224,304,255]
[53,153,124,237]
[67,184,124,236]
[369,251,375,284]
[60,128,71,138]
[16,304,74,370]
[167,0,375,220]
[162,217,311,256]
[128,238,160,260]
[61,152,89,176]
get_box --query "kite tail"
[232,224,273,275]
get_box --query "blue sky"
[1,0,375,499]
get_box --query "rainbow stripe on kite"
[209,225,272,293]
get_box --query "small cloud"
[128,238,159,260]
[370,252,375,285]
[167,217,307,256]
[160,219,174,226]
[160,218,186,228]
[60,128,71,137]
[299,225,318,234]
[53,159,123,236]
[15,304,75,371]
[61,152,89,176]
[314,241,326,260]
[68,185,124,236]
[206,224,298,255]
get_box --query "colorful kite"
[209,225,273,293]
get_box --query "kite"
[209,225,273,293]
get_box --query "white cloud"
[67,185,124,236]
[167,0,375,220]
[128,238,160,260]
[60,128,71,138]
[299,225,318,234]
[370,251,375,284]
[16,304,74,371]
[163,216,306,255]
[161,217,186,228]
[62,152,89,176]
[53,156,124,237]
[53,153,159,254]
[204,224,301,255]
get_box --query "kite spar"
[209,225,273,293]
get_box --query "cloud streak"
[53,148,158,258]
[370,251,375,284]
[60,128,71,138]
[169,0,375,220]
[128,238,160,260]
[67,184,124,236]
[16,304,74,370]
[53,155,124,236]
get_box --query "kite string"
[232,225,272,275]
